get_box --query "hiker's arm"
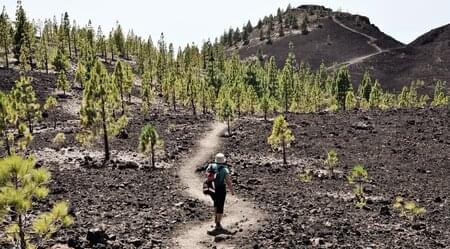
[225,175,235,195]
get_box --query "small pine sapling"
[299,168,313,183]
[57,71,71,97]
[393,197,426,221]
[216,91,235,136]
[139,124,164,168]
[0,155,74,249]
[52,132,66,150]
[324,149,338,177]
[268,115,295,165]
[345,91,357,110]
[44,96,58,129]
[347,164,368,208]
[431,80,449,106]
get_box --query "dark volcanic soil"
[222,108,449,248]
[0,68,215,249]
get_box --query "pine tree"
[0,6,12,68]
[141,68,156,115]
[113,22,125,57]
[242,27,249,45]
[259,91,276,121]
[345,90,357,110]
[233,28,241,45]
[156,33,167,91]
[369,80,382,109]
[216,88,235,135]
[301,15,309,34]
[11,76,41,133]
[57,71,70,96]
[279,45,297,114]
[335,67,351,110]
[139,124,163,168]
[78,60,128,161]
[18,43,30,74]
[0,91,16,155]
[63,12,71,59]
[75,62,87,88]
[53,42,69,74]
[358,71,373,101]
[36,21,50,73]
[265,56,278,97]
[246,20,253,34]
[44,96,58,129]
[13,0,28,61]
[324,149,338,177]
[397,86,409,108]
[113,60,132,115]
[431,80,449,106]
[268,115,295,165]
[0,155,74,249]
[259,28,264,41]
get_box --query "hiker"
[203,153,235,234]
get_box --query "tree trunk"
[18,214,27,249]
[101,99,110,162]
[4,40,8,69]
[264,109,267,121]
[44,50,49,74]
[73,35,78,58]
[150,144,155,168]
[27,114,33,134]
[120,88,125,115]
[28,42,33,71]
[53,111,57,129]
[284,90,288,115]
[172,89,176,111]
[282,137,287,165]
[67,33,72,59]
[3,131,11,156]
[191,95,196,116]
[227,118,231,136]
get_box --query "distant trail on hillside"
[328,16,387,70]
[174,122,264,249]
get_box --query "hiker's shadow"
[207,227,237,236]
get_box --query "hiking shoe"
[207,228,221,236]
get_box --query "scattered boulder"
[380,206,391,216]
[86,228,109,245]
[116,129,129,139]
[118,161,140,170]
[351,121,372,130]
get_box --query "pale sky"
[2,0,450,48]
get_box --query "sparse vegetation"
[393,197,426,221]
[43,96,58,129]
[139,124,164,168]
[0,155,74,249]
[299,168,313,182]
[324,149,338,177]
[268,115,295,165]
[347,164,368,208]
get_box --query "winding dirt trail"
[328,16,388,70]
[174,122,264,249]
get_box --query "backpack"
[202,164,223,195]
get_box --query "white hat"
[215,153,226,164]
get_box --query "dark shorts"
[211,187,226,214]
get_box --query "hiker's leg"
[215,189,226,228]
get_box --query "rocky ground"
[1,67,450,249]
[0,68,216,249]
[222,108,449,248]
